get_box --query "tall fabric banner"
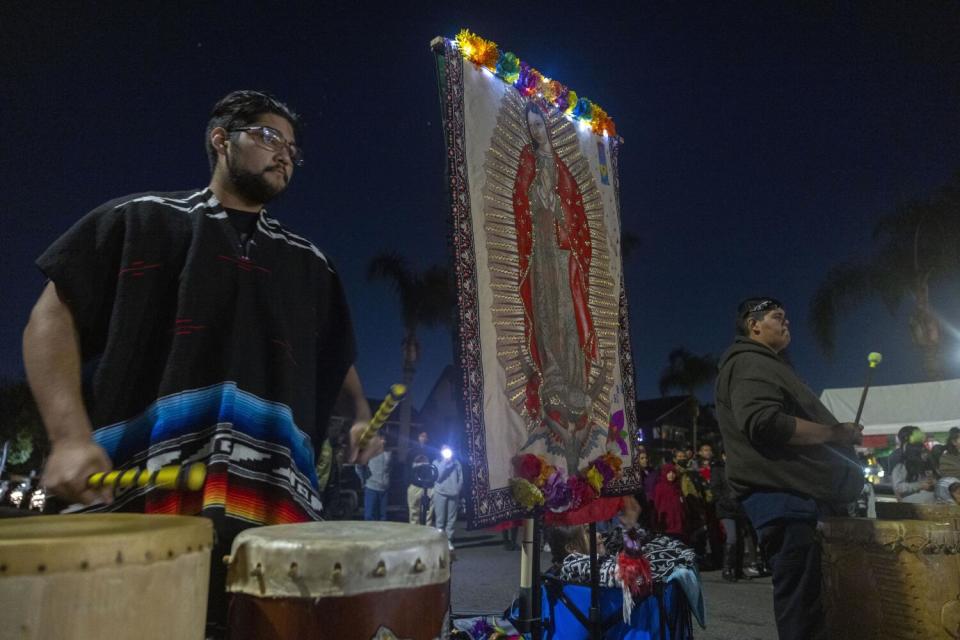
[436,36,641,529]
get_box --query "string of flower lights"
[452,28,617,138]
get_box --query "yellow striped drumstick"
[357,384,408,450]
[87,462,207,492]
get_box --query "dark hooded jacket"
[715,337,863,503]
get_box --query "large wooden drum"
[226,521,450,640]
[0,513,213,640]
[821,503,960,639]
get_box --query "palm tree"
[658,349,719,449]
[809,172,960,380]
[658,348,718,397]
[367,252,456,460]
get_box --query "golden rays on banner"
[483,88,619,473]
[435,33,640,528]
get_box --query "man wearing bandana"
[715,297,864,640]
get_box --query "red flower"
[566,475,597,510]
[513,454,543,483]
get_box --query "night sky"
[2,2,959,416]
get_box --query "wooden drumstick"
[356,384,407,450]
[87,462,207,492]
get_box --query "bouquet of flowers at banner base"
[509,451,623,513]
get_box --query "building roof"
[634,395,696,426]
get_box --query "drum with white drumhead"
[226,521,450,640]
[0,513,213,640]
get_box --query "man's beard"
[226,151,288,205]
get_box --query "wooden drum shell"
[0,513,213,640]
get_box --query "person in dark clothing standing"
[711,449,762,581]
[715,297,863,640]
[636,449,657,529]
[407,431,435,525]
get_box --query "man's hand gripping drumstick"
[348,383,407,464]
[88,462,208,492]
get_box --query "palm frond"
[367,252,457,334]
[808,261,877,355]
[658,348,718,396]
[415,265,456,329]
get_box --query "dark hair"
[735,297,783,336]
[897,425,921,450]
[545,525,587,566]
[205,90,302,172]
[948,427,960,455]
[524,100,548,151]
[949,482,960,494]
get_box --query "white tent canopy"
[819,378,960,437]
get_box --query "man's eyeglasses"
[229,126,304,166]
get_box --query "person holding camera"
[433,446,463,551]
[407,431,435,525]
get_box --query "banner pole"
[532,515,543,640]
[517,518,535,632]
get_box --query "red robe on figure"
[512,144,598,427]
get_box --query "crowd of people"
[321,429,464,551]
[615,442,769,583]
[890,425,960,505]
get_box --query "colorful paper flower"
[510,477,545,508]
[515,61,542,97]
[541,78,559,104]
[543,470,571,510]
[566,475,597,510]
[535,460,556,487]
[454,29,499,70]
[572,96,593,120]
[590,104,611,134]
[586,465,604,492]
[512,454,542,483]
[601,452,623,474]
[564,90,578,115]
[495,51,520,83]
[552,83,570,112]
[591,458,616,485]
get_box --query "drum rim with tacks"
[225,520,450,599]
[0,513,213,576]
